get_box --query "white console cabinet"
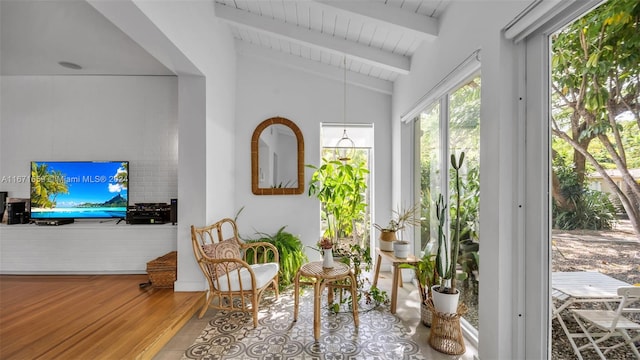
[0,221,177,274]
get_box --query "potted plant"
[244,226,309,291]
[432,152,466,314]
[307,157,387,310]
[319,237,334,268]
[307,157,368,254]
[374,203,420,253]
[400,251,437,326]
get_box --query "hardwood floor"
[0,275,204,360]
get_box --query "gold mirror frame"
[251,117,304,195]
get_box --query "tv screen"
[30,161,129,220]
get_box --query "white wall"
[234,53,392,261]
[0,0,238,287]
[0,75,179,272]
[101,0,237,291]
[0,76,178,201]
[392,2,530,359]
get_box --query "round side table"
[293,261,359,341]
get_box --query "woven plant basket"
[378,230,397,251]
[421,301,432,327]
[426,299,468,355]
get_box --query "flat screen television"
[30,161,129,220]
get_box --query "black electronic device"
[34,218,75,226]
[0,192,7,221]
[170,198,177,225]
[7,202,29,225]
[126,203,170,224]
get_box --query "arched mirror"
[251,117,304,195]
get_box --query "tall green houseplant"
[435,152,465,295]
[308,157,387,308]
[307,157,369,242]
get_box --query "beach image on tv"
[30,161,128,219]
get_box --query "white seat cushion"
[214,262,279,292]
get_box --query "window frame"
[412,70,482,345]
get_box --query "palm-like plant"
[373,203,421,233]
[30,163,68,208]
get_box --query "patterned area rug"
[182,288,425,360]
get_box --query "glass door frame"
[520,1,604,358]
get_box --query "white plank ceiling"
[1,0,448,92]
[216,0,448,91]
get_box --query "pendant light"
[335,55,355,162]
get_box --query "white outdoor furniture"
[571,286,640,359]
[552,271,637,359]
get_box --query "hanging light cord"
[334,55,355,161]
[343,56,347,133]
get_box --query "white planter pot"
[393,240,410,258]
[431,285,460,314]
[322,249,334,268]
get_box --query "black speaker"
[170,198,177,225]
[7,201,26,225]
[0,192,7,221]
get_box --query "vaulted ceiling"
[215,0,446,83]
[1,0,448,91]
[0,0,174,76]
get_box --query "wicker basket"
[146,251,177,288]
[426,299,468,355]
[421,301,432,327]
[378,231,397,251]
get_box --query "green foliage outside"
[419,77,481,284]
[30,163,68,208]
[452,166,480,281]
[307,157,369,241]
[551,0,640,237]
[307,150,386,311]
[552,155,617,230]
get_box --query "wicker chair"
[191,218,279,327]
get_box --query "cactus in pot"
[432,152,466,313]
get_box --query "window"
[320,123,374,251]
[414,75,481,334]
